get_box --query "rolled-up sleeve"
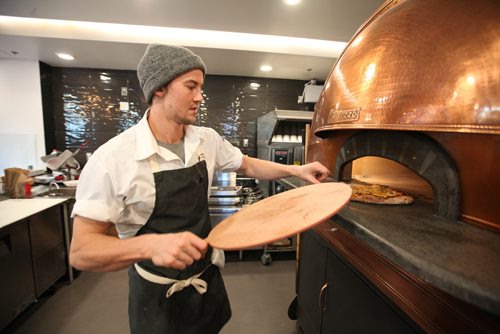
[71,156,123,223]
[212,129,244,171]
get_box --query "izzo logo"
[327,107,360,124]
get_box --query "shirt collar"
[134,109,158,161]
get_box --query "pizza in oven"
[350,183,414,205]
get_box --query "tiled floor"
[3,251,298,334]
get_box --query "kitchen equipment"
[208,186,241,206]
[33,171,65,184]
[208,185,242,227]
[40,152,58,163]
[205,182,351,250]
[62,180,78,188]
[46,150,74,171]
[45,142,88,171]
[212,171,236,187]
[34,175,55,184]
[241,186,264,205]
[257,109,313,196]
[210,185,242,197]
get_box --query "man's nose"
[194,89,203,102]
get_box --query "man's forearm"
[237,156,330,184]
[237,156,299,180]
[70,216,209,272]
[70,229,157,272]
[70,216,158,272]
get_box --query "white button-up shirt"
[72,111,244,241]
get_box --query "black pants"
[128,264,232,334]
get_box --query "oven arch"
[333,131,460,221]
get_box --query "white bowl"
[63,180,79,188]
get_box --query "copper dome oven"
[297,0,500,332]
[309,0,500,230]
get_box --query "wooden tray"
[206,182,351,250]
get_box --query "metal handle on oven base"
[319,282,328,311]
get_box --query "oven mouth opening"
[344,156,434,205]
[333,131,460,221]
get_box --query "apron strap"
[134,263,211,298]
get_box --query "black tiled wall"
[45,66,314,165]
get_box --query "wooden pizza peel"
[206,182,352,250]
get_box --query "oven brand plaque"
[328,107,361,124]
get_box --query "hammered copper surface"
[308,0,500,229]
[313,0,500,135]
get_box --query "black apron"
[128,158,231,334]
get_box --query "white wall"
[0,59,46,173]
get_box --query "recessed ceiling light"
[260,65,273,72]
[284,0,301,5]
[56,53,74,60]
[250,82,261,89]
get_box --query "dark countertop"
[276,177,500,316]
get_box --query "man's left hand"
[296,161,330,184]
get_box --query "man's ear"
[153,87,166,99]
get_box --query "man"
[70,44,329,333]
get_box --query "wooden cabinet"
[297,230,418,334]
[297,221,500,333]
[297,230,327,334]
[322,249,416,333]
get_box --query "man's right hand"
[150,232,208,270]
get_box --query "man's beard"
[179,115,196,125]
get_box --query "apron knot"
[166,275,207,298]
[134,263,211,298]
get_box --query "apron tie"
[134,263,211,298]
[166,274,207,297]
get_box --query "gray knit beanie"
[137,44,206,104]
